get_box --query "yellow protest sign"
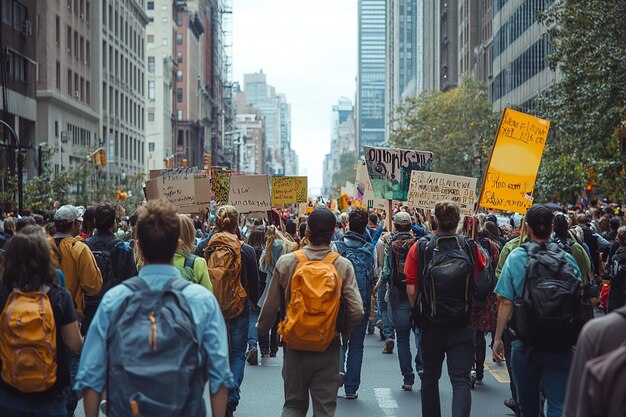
[479,108,550,213]
[271,176,308,205]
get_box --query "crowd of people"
[0,197,625,417]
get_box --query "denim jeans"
[65,350,80,417]
[377,284,394,339]
[228,312,250,411]
[511,340,573,417]
[388,287,422,386]
[259,312,280,355]
[248,305,259,349]
[0,390,66,417]
[420,323,474,417]
[339,316,368,394]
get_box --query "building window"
[74,31,79,59]
[149,142,155,152]
[176,88,183,103]
[148,81,155,101]
[147,34,154,43]
[177,110,183,120]
[176,52,183,63]
[86,1,90,23]
[147,1,154,10]
[67,69,72,95]
[176,33,183,45]
[86,41,90,66]
[67,25,72,54]
[13,1,27,30]
[148,112,155,122]
[148,56,155,73]
[56,61,61,89]
[176,70,183,81]
[55,15,60,44]
[86,81,90,105]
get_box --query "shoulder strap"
[334,241,347,256]
[184,254,198,269]
[322,252,340,264]
[294,250,308,263]
[166,277,193,292]
[122,276,150,292]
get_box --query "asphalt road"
[77,331,514,417]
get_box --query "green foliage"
[331,152,359,196]
[535,0,626,202]
[389,76,499,179]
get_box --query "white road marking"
[374,388,398,417]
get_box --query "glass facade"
[358,0,387,150]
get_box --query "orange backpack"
[0,290,57,392]
[204,232,247,320]
[278,250,342,352]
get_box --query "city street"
[78,331,513,417]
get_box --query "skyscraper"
[422,0,459,92]
[357,0,386,152]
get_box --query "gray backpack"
[106,277,206,417]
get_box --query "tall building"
[458,0,480,78]
[491,0,557,111]
[99,0,149,183]
[322,98,356,196]
[422,0,459,92]
[473,0,493,87]
[386,0,424,139]
[234,90,265,175]
[357,0,386,151]
[1,0,37,178]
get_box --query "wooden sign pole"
[475,108,507,214]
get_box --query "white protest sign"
[228,175,272,213]
[355,161,386,210]
[407,171,478,216]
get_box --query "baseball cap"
[393,211,412,226]
[54,205,85,225]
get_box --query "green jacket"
[173,251,213,292]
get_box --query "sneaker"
[476,379,483,385]
[376,319,383,329]
[345,392,358,400]
[260,354,269,366]
[470,370,477,389]
[379,329,385,341]
[504,398,518,413]
[246,346,258,366]
[417,370,424,379]
[383,338,395,354]
[402,384,413,391]
[367,324,375,335]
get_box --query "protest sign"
[407,171,478,216]
[271,176,308,205]
[144,169,211,213]
[228,175,272,213]
[364,146,433,201]
[355,161,387,210]
[211,168,231,206]
[479,108,550,213]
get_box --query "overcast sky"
[232,0,358,194]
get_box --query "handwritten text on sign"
[271,176,308,205]
[228,175,272,213]
[479,108,550,213]
[364,146,433,201]
[407,171,477,216]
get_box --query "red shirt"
[404,237,487,287]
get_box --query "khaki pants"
[281,342,342,417]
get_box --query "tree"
[389,76,499,179]
[536,0,626,201]
[331,152,358,196]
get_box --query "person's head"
[298,221,307,239]
[54,205,84,235]
[263,225,294,267]
[511,213,524,231]
[576,213,589,226]
[461,216,479,237]
[348,207,369,235]
[94,202,117,233]
[178,214,196,255]
[15,216,36,233]
[247,226,267,252]
[214,205,239,234]
[486,214,498,225]
[3,218,15,235]
[136,199,180,264]
[82,205,96,234]
[17,224,45,237]
[434,201,461,233]
[286,219,297,236]
[393,211,412,233]
[483,221,501,242]
[1,233,56,292]
[33,214,44,225]
[610,218,620,232]
[553,212,570,239]
[592,209,601,220]
[368,213,379,227]
[306,208,337,246]
[339,212,349,226]
[525,204,554,241]
[618,226,626,247]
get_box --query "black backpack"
[473,239,497,306]
[608,248,626,312]
[389,232,417,292]
[417,233,475,326]
[511,242,583,352]
[85,237,120,295]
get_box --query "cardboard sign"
[407,171,478,216]
[271,176,308,205]
[479,108,550,213]
[355,161,386,210]
[144,169,211,213]
[228,175,272,213]
[211,168,231,206]
[364,146,433,201]
[341,182,355,197]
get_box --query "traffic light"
[164,158,171,168]
[204,154,211,166]
[100,149,107,165]
[182,158,188,168]
[116,186,127,200]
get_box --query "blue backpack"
[106,277,206,417]
[335,233,376,312]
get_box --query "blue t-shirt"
[495,245,581,301]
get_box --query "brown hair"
[618,226,626,247]
[214,205,239,234]
[262,225,296,269]
[434,201,461,233]
[178,214,196,255]
[1,233,56,292]
[136,200,180,264]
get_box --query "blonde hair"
[214,205,239,233]
[262,225,296,269]
[178,214,196,255]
